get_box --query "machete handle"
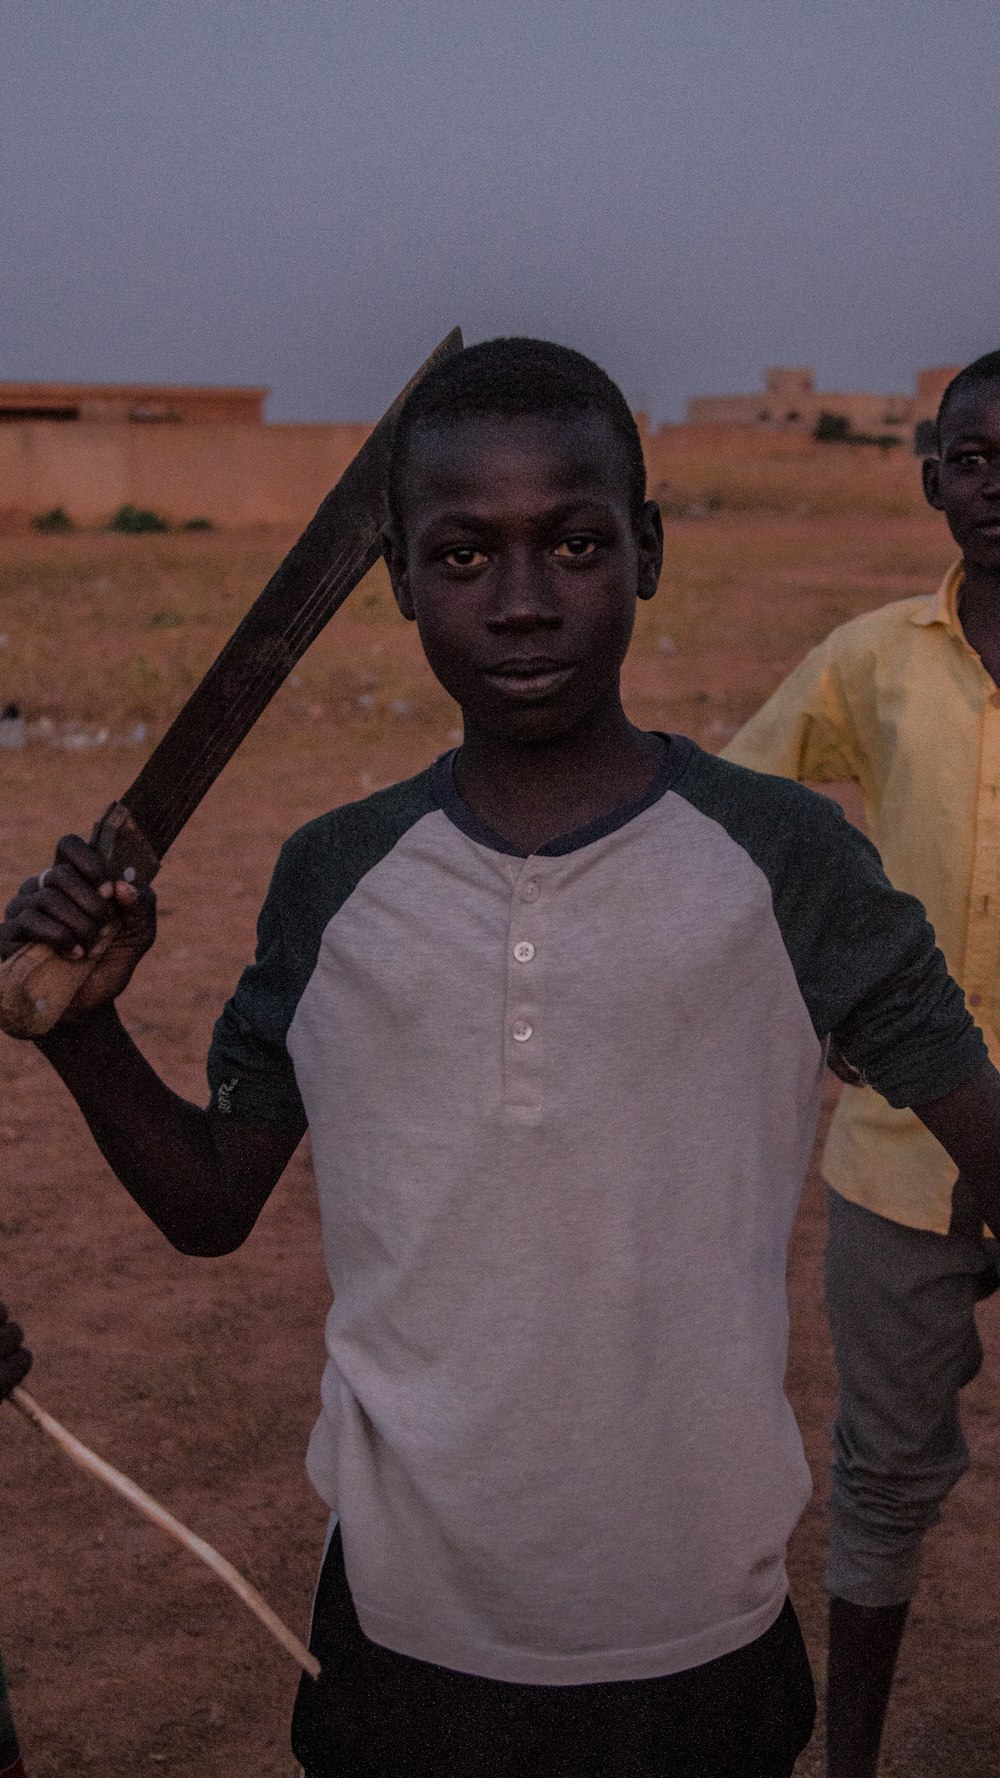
[0,802,160,1040]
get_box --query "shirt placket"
[501,860,547,1120]
[963,686,1000,1052]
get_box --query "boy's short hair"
[387,337,647,532]
[935,350,1000,451]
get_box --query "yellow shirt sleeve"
[720,638,864,785]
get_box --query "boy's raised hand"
[0,835,157,1023]
[0,1303,31,1399]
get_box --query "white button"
[511,1020,533,1042]
[521,880,540,902]
[513,941,535,963]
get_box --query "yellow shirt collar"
[908,559,965,633]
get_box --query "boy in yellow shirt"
[723,349,1000,1777]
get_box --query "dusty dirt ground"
[1,503,997,1775]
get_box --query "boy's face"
[385,411,663,745]
[923,381,1000,572]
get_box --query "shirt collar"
[908,559,965,632]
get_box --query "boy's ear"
[636,499,664,603]
[922,457,945,512]
[382,523,416,622]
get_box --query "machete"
[0,327,463,1040]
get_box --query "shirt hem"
[346,1584,788,1685]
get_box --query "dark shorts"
[292,1526,816,1778]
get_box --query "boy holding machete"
[4,337,1000,1778]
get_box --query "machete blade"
[0,327,463,1037]
[122,325,462,862]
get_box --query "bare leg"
[825,1596,909,1778]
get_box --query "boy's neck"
[453,704,665,855]
[959,562,1000,687]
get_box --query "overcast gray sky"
[2,0,998,422]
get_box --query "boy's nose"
[487,560,560,629]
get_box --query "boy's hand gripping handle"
[0,804,159,1040]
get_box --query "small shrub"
[32,506,74,533]
[182,516,213,532]
[814,412,903,450]
[107,504,170,534]
[814,412,852,443]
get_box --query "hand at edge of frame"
[0,1302,31,1400]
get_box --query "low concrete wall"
[0,413,890,531]
[0,420,373,528]
[645,422,824,461]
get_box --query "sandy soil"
[0,512,996,1775]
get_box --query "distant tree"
[107,504,170,534]
[814,411,852,442]
[813,411,902,450]
[31,506,74,533]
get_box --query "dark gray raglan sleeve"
[206,765,440,1129]
[676,748,988,1109]
[206,838,309,1131]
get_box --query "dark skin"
[4,412,1000,1773]
[923,380,1000,686]
[0,409,665,1252]
[828,377,1000,1778]
[3,411,1000,1226]
[384,412,665,851]
[0,1303,31,1399]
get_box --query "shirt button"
[513,941,535,963]
[969,992,982,1007]
[521,880,540,902]
[511,1020,533,1042]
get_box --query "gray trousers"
[824,1188,1000,1608]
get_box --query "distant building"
[687,366,961,451]
[0,378,372,529]
[0,381,267,426]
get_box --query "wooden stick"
[8,1386,320,1679]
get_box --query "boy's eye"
[553,536,598,559]
[441,546,487,568]
[954,451,989,468]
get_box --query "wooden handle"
[0,942,106,1040]
[0,803,160,1040]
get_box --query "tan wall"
[0,407,931,530]
[913,366,962,427]
[687,395,770,426]
[0,420,373,528]
[645,423,826,472]
[687,391,913,433]
[0,382,267,425]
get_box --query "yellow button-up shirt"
[722,560,997,1234]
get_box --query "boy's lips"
[481,659,575,696]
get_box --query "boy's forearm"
[916,1062,1000,1240]
[35,1003,247,1254]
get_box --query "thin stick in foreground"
[8,1386,320,1680]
